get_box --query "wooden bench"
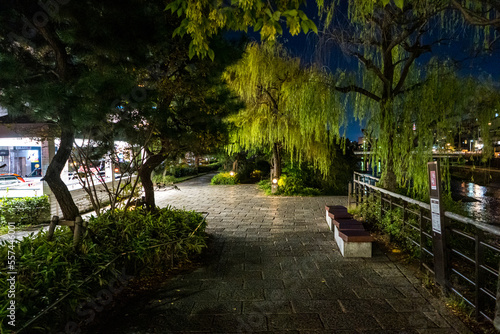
[325,205,352,230]
[325,205,373,258]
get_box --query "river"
[450,179,500,225]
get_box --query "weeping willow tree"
[317,1,452,192]
[223,42,345,179]
[383,60,500,197]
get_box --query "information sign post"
[428,161,448,287]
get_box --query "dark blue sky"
[229,4,500,142]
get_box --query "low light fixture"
[114,168,119,173]
[229,171,235,176]
[272,178,278,184]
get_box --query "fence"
[350,172,500,325]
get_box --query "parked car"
[0,173,26,186]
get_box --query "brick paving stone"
[319,312,381,331]
[93,173,469,333]
[268,314,324,330]
[338,299,394,314]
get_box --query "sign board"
[428,161,443,234]
[430,198,441,233]
[428,161,447,287]
[430,171,437,190]
[0,150,9,156]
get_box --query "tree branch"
[335,85,381,102]
[36,23,69,81]
[352,52,389,86]
[451,0,500,26]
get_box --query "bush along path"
[0,207,208,333]
[86,173,471,333]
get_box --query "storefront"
[0,141,42,177]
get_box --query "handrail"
[354,179,500,237]
[356,180,430,209]
[353,171,380,181]
[352,174,500,326]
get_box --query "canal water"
[450,179,500,225]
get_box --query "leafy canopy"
[224,42,345,176]
[165,0,318,59]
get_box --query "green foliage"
[258,170,322,196]
[258,179,273,195]
[277,174,304,195]
[277,174,322,196]
[198,162,223,173]
[0,207,206,332]
[0,196,50,226]
[165,0,317,59]
[210,172,240,185]
[224,42,345,177]
[353,195,419,257]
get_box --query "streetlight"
[271,177,278,194]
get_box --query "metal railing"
[350,172,500,325]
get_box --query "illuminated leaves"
[166,0,317,59]
[223,43,344,176]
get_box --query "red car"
[0,173,26,186]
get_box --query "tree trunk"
[138,152,166,211]
[379,100,397,192]
[271,142,282,181]
[44,126,80,221]
[382,157,398,192]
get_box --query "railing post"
[418,207,424,271]
[402,201,407,232]
[495,260,500,331]
[475,229,485,320]
[379,191,383,220]
[348,182,352,208]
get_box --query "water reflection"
[450,179,500,225]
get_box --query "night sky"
[239,3,500,142]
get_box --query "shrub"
[277,175,304,195]
[257,176,321,196]
[198,162,222,173]
[0,195,50,226]
[353,195,420,257]
[174,165,197,178]
[0,207,207,333]
[258,179,272,195]
[249,169,263,181]
[152,174,177,185]
[277,175,321,196]
[210,172,239,185]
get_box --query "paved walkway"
[94,174,470,333]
